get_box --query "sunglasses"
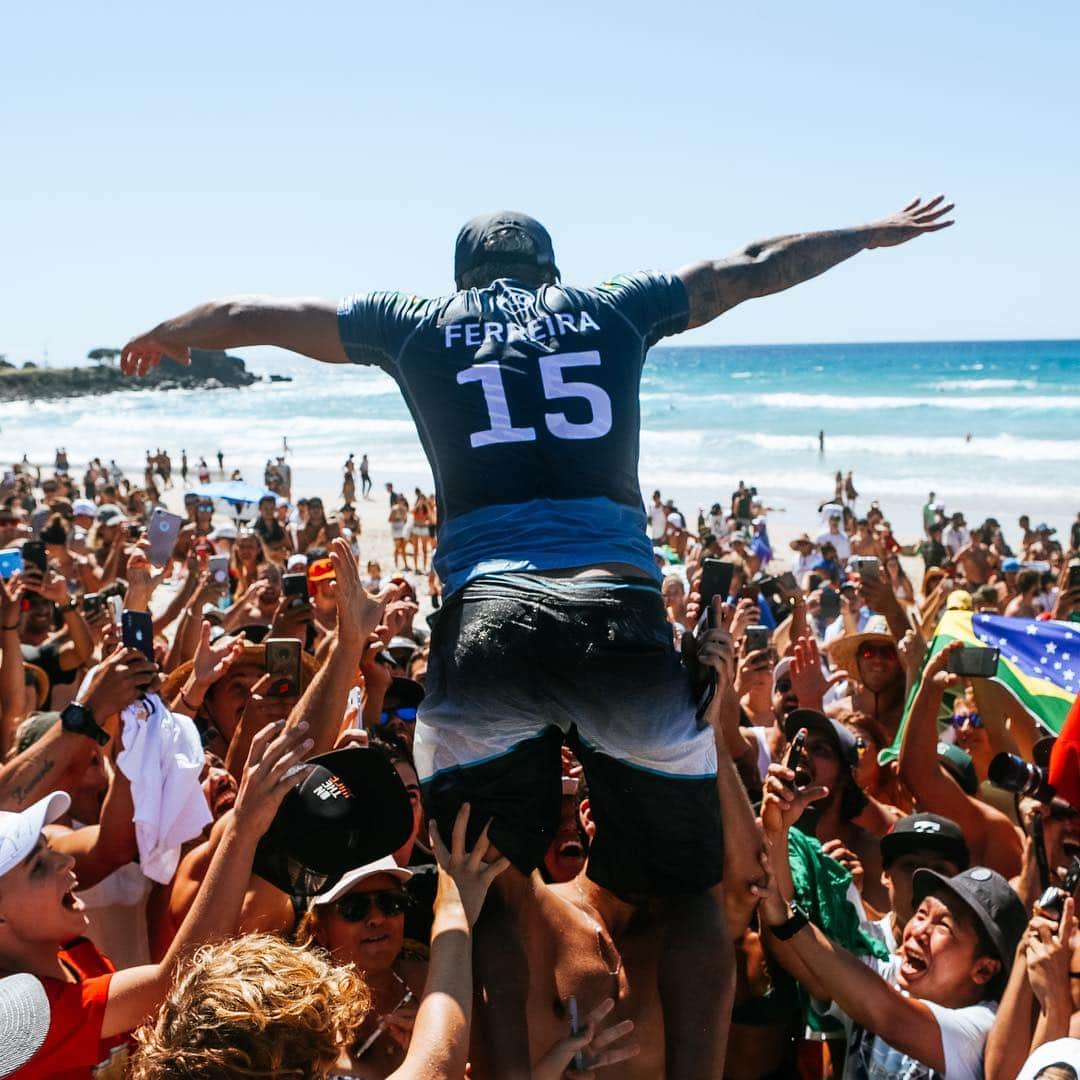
[335,890,408,921]
[858,644,897,661]
[950,712,982,729]
[378,707,418,726]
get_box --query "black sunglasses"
[335,890,408,921]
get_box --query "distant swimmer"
[819,429,825,454]
[122,195,956,1079]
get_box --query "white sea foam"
[924,378,1041,392]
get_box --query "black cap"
[253,748,414,898]
[912,866,1026,973]
[880,812,970,870]
[386,677,425,709]
[454,211,559,287]
[782,708,860,769]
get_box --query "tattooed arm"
[677,196,954,329]
[0,648,156,810]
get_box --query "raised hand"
[192,621,244,687]
[790,635,847,710]
[124,543,168,612]
[327,536,398,645]
[867,196,955,249]
[820,839,865,893]
[79,647,159,723]
[429,803,511,928]
[1025,898,1075,1010]
[230,719,314,838]
[761,761,828,836]
[120,331,191,376]
[695,596,736,692]
[531,997,638,1080]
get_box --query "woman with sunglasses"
[297,857,427,1078]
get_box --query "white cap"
[310,855,412,907]
[0,791,70,881]
[0,973,51,1074]
[667,512,685,530]
[286,553,308,571]
[208,524,237,541]
[71,499,96,518]
[275,496,289,509]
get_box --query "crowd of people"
[9,201,1080,1079]
[5,447,1080,1079]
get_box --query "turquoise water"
[3,339,1078,539]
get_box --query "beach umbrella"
[193,480,275,507]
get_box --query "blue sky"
[2,2,1077,366]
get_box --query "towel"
[116,693,211,883]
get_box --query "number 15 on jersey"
[456,350,613,448]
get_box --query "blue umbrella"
[193,480,276,507]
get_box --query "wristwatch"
[770,902,811,941]
[60,702,110,746]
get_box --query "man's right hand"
[120,332,191,376]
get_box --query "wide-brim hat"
[253,748,414,899]
[789,533,816,550]
[828,615,896,675]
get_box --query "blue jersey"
[338,272,689,595]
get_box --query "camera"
[989,751,1056,803]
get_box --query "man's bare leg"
[658,886,735,1079]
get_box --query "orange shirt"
[11,938,129,1079]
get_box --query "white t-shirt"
[943,525,971,556]
[830,956,996,1080]
[649,504,667,541]
[1017,1038,1080,1079]
[817,528,852,561]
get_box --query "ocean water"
[3,339,1078,541]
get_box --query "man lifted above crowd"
[122,195,954,1075]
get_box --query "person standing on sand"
[122,196,955,1079]
[360,453,372,498]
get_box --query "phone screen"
[208,555,230,586]
[947,646,1000,677]
[0,548,23,580]
[23,541,47,574]
[265,638,302,697]
[745,625,770,653]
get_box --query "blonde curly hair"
[130,934,372,1079]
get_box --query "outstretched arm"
[677,196,954,329]
[121,296,346,375]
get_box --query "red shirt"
[11,938,130,1079]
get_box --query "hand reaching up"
[531,997,638,1080]
[429,803,510,929]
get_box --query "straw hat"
[828,614,896,674]
[789,532,817,551]
[160,643,320,705]
[23,663,49,710]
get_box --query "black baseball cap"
[881,812,970,870]
[912,866,1026,973]
[385,677,425,710]
[253,748,414,898]
[454,211,560,287]
[783,708,860,769]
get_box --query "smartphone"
[1068,564,1080,590]
[698,558,735,615]
[758,575,780,598]
[567,996,585,1072]
[22,541,47,574]
[121,610,155,662]
[82,592,103,616]
[807,572,824,592]
[1038,857,1080,918]
[851,556,880,582]
[947,645,1000,678]
[126,522,143,541]
[107,595,123,627]
[783,728,808,790]
[0,548,22,580]
[777,571,798,592]
[745,624,770,654]
[282,572,310,602]
[208,554,230,587]
[147,508,184,567]
[265,637,302,697]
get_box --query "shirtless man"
[122,197,954,1075]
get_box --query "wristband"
[2,624,18,632]
[179,689,202,712]
[770,902,811,941]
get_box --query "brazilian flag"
[880,611,1078,764]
